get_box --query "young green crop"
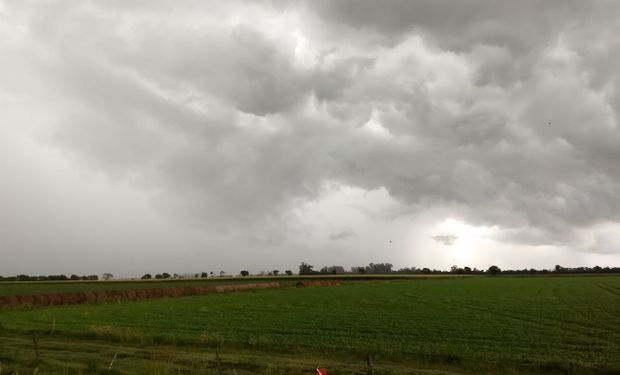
[0,274,430,296]
[1,276,619,374]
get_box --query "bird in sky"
[547,121,552,126]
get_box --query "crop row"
[1,277,619,373]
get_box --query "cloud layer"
[1,0,620,275]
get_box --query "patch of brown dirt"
[0,282,282,308]
[296,280,342,288]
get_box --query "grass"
[0,335,464,375]
[1,276,619,374]
[0,277,282,296]
[0,274,440,296]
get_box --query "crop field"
[0,275,430,296]
[1,276,620,374]
[0,277,287,296]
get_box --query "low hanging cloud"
[432,235,458,246]
[330,229,357,241]
[1,0,620,276]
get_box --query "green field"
[0,277,283,296]
[1,276,619,374]
[0,275,430,296]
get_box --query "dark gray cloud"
[1,0,619,275]
[432,235,458,246]
[330,229,356,241]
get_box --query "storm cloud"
[1,1,619,276]
[432,235,458,246]
[330,229,356,241]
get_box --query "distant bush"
[0,274,100,282]
[487,265,501,276]
[299,262,319,275]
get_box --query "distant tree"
[209,272,214,277]
[285,270,293,276]
[421,268,431,274]
[240,270,250,277]
[299,262,317,275]
[161,272,171,279]
[102,273,114,281]
[487,265,501,276]
[554,265,564,273]
[87,275,99,281]
[219,271,225,277]
[201,272,208,278]
[272,270,279,276]
[141,273,152,280]
[464,266,472,274]
[70,274,80,280]
[47,274,68,281]
[320,266,345,275]
[354,266,367,274]
[366,263,393,274]
[396,267,418,274]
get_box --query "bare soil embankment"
[0,282,281,308]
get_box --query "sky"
[1,0,620,277]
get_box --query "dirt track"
[0,282,281,308]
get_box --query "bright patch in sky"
[433,218,497,265]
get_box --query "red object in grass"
[316,368,327,375]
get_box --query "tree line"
[0,274,99,282]
[2,264,619,282]
[298,262,620,276]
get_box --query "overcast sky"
[1,1,620,277]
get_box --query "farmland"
[0,277,287,296]
[1,276,620,374]
[0,275,431,296]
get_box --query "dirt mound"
[59,293,82,305]
[296,280,342,288]
[83,292,98,303]
[0,282,281,308]
[17,295,35,305]
[32,294,50,305]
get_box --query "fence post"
[31,331,40,365]
[366,353,374,375]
